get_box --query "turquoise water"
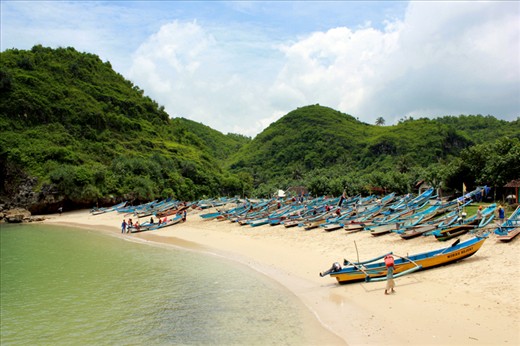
[0,224,330,345]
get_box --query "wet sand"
[45,208,520,345]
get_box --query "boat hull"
[400,224,436,240]
[434,224,475,241]
[496,228,520,242]
[330,237,486,284]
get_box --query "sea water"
[0,224,335,345]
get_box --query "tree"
[375,117,385,126]
[420,163,447,196]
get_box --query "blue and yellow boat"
[320,236,487,284]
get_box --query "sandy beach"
[44,207,520,345]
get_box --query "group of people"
[120,209,188,234]
[121,218,139,233]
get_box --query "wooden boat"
[155,203,191,218]
[90,201,127,215]
[343,222,367,233]
[399,224,437,239]
[434,204,496,241]
[320,236,487,284]
[128,222,155,233]
[249,217,270,227]
[303,218,327,230]
[398,209,461,240]
[149,214,184,230]
[368,223,400,236]
[302,210,333,230]
[321,223,344,232]
[494,206,520,242]
[283,219,302,228]
[496,228,520,242]
[433,220,480,241]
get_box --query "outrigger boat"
[149,214,184,230]
[90,201,127,215]
[494,206,520,242]
[433,204,496,241]
[320,235,487,284]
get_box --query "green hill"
[1,46,518,211]
[228,105,520,196]
[0,45,249,212]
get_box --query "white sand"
[45,208,520,345]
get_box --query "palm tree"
[375,117,385,126]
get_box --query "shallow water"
[0,224,331,345]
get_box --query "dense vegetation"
[228,105,520,198]
[0,46,250,211]
[1,46,518,212]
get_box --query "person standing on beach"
[384,255,395,295]
[121,219,127,234]
[498,205,505,223]
[476,205,483,223]
[58,206,63,216]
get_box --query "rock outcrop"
[2,207,31,223]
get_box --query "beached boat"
[90,201,127,215]
[282,219,302,228]
[496,228,520,242]
[434,204,496,241]
[399,224,438,239]
[343,222,367,233]
[149,214,184,230]
[128,222,155,233]
[494,206,520,242]
[321,222,344,232]
[399,210,460,240]
[320,236,487,284]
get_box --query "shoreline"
[44,208,519,345]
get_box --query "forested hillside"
[228,105,520,197]
[1,46,518,212]
[0,45,250,212]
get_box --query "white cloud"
[264,2,518,127]
[128,20,281,136]
[2,1,518,136]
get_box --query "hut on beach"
[504,179,520,204]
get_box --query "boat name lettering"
[446,246,474,259]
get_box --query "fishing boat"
[282,219,302,228]
[343,222,367,233]
[494,206,520,242]
[433,204,496,241]
[320,235,487,284]
[399,224,438,239]
[90,201,127,215]
[399,210,460,240]
[368,222,403,236]
[128,222,156,233]
[496,228,520,242]
[321,222,344,232]
[149,214,184,230]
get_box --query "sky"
[1,1,519,137]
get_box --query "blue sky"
[1,1,519,136]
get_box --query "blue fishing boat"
[434,204,496,241]
[494,206,520,242]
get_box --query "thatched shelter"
[504,179,520,204]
